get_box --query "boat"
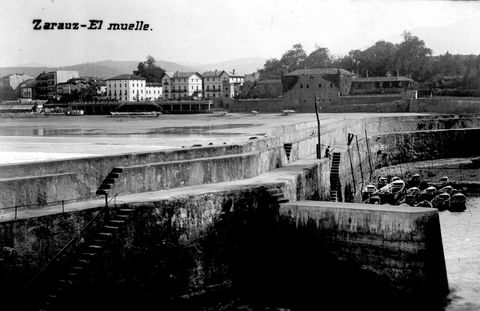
[438,185,454,195]
[362,184,378,201]
[418,186,437,202]
[415,200,433,208]
[431,192,451,211]
[391,176,401,182]
[373,179,406,205]
[407,173,421,188]
[449,193,467,212]
[377,177,388,189]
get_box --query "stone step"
[113,214,130,220]
[118,208,135,214]
[278,198,289,203]
[104,178,115,184]
[108,219,125,224]
[87,244,103,250]
[99,184,112,190]
[107,173,120,179]
[96,189,108,196]
[97,232,113,238]
[103,225,120,231]
[112,167,123,173]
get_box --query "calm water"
[0,124,260,137]
[441,197,480,310]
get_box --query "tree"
[258,58,285,80]
[394,32,432,81]
[280,43,307,71]
[303,46,331,69]
[133,55,166,82]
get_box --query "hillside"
[0,57,266,79]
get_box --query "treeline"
[258,31,480,87]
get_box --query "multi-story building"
[161,71,174,100]
[19,79,36,99]
[145,82,162,101]
[35,70,80,100]
[56,78,89,98]
[106,74,147,102]
[170,72,202,100]
[1,73,34,92]
[282,68,355,107]
[222,70,245,98]
[203,69,245,99]
[203,70,225,99]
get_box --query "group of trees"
[133,55,165,82]
[258,32,480,87]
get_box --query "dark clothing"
[324,148,330,158]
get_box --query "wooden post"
[355,135,364,187]
[365,129,374,177]
[348,146,356,194]
[314,96,321,159]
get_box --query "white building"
[203,70,225,99]
[222,70,245,98]
[170,72,203,100]
[161,71,174,100]
[106,74,146,102]
[202,69,245,99]
[146,82,162,101]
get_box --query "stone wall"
[275,201,449,309]
[410,97,480,114]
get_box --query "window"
[213,93,216,97]
[207,78,209,81]
[330,83,333,87]
[125,83,127,87]
[300,84,303,88]
[318,84,322,88]
[306,84,309,88]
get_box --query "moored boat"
[449,193,467,212]
[431,192,451,211]
[419,186,437,202]
[415,200,433,208]
[362,184,378,201]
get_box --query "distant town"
[1,32,479,114]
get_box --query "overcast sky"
[1,0,480,67]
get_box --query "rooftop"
[106,74,147,81]
[172,72,201,78]
[352,76,414,83]
[285,68,354,76]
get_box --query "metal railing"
[0,195,101,221]
[23,193,118,295]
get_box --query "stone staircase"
[329,152,341,202]
[267,188,289,204]
[284,143,293,161]
[36,207,135,310]
[96,167,123,197]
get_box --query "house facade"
[19,79,36,99]
[35,70,79,100]
[170,72,202,100]
[282,68,355,108]
[161,71,174,100]
[203,70,225,99]
[221,70,245,98]
[349,76,415,95]
[145,82,162,101]
[106,74,147,102]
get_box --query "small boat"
[415,200,433,208]
[397,193,417,206]
[391,176,401,182]
[438,185,454,195]
[362,184,378,201]
[449,193,466,212]
[368,195,381,204]
[406,187,421,195]
[431,192,450,211]
[374,179,406,205]
[407,173,421,188]
[378,177,388,189]
[419,186,437,202]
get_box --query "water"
[441,197,480,310]
[0,124,259,137]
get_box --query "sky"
[1,0,480,67]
